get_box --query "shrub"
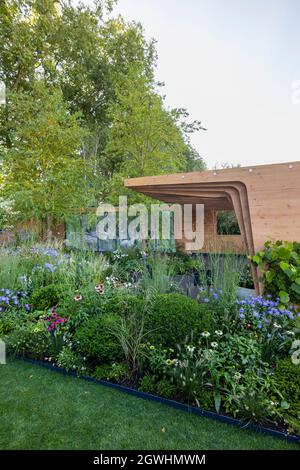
[73,314,122,363]
[274,358,300,416]
[57,286,105,328]
[0,312,22,336]
[145,293,213,348]
[100,293,145,318]
[5,324,52,359]
[251,240,300,305]
[30,284,63,311]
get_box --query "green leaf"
[265,270,275,284]
[252,255,261,265]
[279,261,290,272]
[291,283,300,295]
[279,291,290,304]
[291,251,299,262]
[280,401,290,410]
[214,394,222,414]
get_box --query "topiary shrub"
[145,293,213,348]
[274,358,300,416]
[30,284,62,311]
[73,314,122,363]
[101,293,145,318]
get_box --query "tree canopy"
[0,0,206,232]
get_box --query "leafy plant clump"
[145,293,214,348]
[251,240,300,305]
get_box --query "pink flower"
[74,294,82,301]
[95,284,104,295]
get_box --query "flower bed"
[1,244,299,438]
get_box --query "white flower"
[215,330,223,336]
[273,323,282,329]
[210,342,218,348]
[201,331,211,338]
[233,372,242,381]
[286,331,295,336]
[186,345,195,354]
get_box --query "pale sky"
[109,0,300,169]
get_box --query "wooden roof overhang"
[124,161,300,257]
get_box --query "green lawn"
[0,360,298,450]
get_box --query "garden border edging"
[17,357,300,445]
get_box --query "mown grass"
[0,360,299,450]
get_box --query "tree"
[0,0,207,225]
[1,81,91,239]
[0,0,159,193]
[103,67,206,202]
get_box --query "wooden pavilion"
[124,161,300,257]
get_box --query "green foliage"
[2,82,91,234]
[217,210,241,235]
[200,253,240,301]
[30,284,62,311]
[1,242,298,435]
[139,373,177,399]
[170,332,280,416]
[104,66,205,202]
[0,247,25,289]
[93,363,128,382]
[156,379,176,399]
[0,197,19,230]
[138,374,156,393]
[238,262,254,288]
[107,298,150,378]
[238,392,272,425]
[0,0,204,219]
[57,347,86,374]
[251,240,300,305]
[0,311,22,336]
[100,292,145,318]
[138,255,178,296]
[145,293,213,348]
[73,314,122,364]
[5,324,51,359]
[274,358,300,417]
